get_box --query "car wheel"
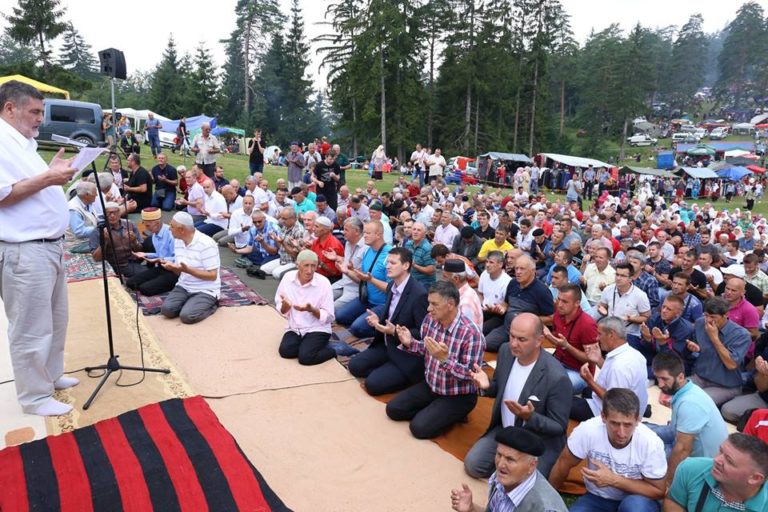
[75,135,94,146]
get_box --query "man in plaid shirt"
[386,280,486,439]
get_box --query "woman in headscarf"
[371,145,386,180]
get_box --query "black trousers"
[570,396,596,422]
[348,344,422,396]
[278,331,335,366]
[482,313,504,336]
[125,266,178,296]
[386,381,477,439]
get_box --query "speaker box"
[98,48,126,80]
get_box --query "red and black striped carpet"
[0,396,290,511]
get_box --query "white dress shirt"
[0,117,68,242]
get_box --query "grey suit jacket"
[484,471,567,512]
[484,347,572,465]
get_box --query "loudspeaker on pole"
[98,48,127,80]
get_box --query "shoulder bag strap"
[694,482,710,512]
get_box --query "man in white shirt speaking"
[0,81,79,416]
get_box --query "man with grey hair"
[67,180,98,239]
[261,207,305,279]
[214,193,254,247]
[0,80,80,416]
[570,315,648,421]
[329,217,367,307]
[191,122,220,178]
[160,211,221,324]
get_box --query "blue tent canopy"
[161,115,216,135]
[716,166,753,181]
[211,126,245,137]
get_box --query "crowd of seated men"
[67,154,768,510]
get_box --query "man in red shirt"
[407,178,421,198]
[311,216,344,282]
[545,283,599,393]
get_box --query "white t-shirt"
[599,284,650,337]
[478,271,512,308]
[434,224,460,248]
[227,208,253,248]
[176,230,221,298]
[501,359,536,427]
[694,265,723,287]
[588,343,649,417]
[568,417,667,501]
[203,190,228,229]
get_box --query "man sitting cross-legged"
[464,313,571,479]
[126,207,178,296]
[159,212,220,324]
[276,250,337,366]
[348,247,428,395]
[549,388,667,512]
[385,280,485,439]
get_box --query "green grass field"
[41,146,767,218]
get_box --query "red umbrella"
[747,164,766,174]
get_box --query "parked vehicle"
[672,132,697,143]
[37,99,104,146]
[709,127,729,140]
[627,134,658,147]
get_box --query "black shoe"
[247,267,266,279]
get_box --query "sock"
[54,376,80,389]
[31,399,73,416]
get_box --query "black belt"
[20,236,64,244]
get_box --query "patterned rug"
[134,268,268,315]
[64,239,118,283]
[331,325,371,369]
[0,396,291,511]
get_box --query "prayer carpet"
[134,267,268,315]
[0,396,291,512]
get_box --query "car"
[36,99,105,146]
[694,128,707,140]
[672,132,697,143]
[627,134,658,147]
[709,127,729,140]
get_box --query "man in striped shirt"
[386,280,485,439]
[160,212,220,324]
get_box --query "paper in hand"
[69,147,108,182]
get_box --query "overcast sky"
[0,0,766,82]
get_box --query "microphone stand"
[63,143,170,410]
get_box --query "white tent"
[750,113,768,125]
[538,152,611,169]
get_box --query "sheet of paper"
[69,147,108,182]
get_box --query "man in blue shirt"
[334,221,391,338]
[228,211,279,269]
[144,112,163,158]
[687,297,752,407]
[665,433,768,512]
[649,352,729,489]
[544,248,581,285]
[126,207,178,295]
[639,295,695,376]
[405,221,436,288]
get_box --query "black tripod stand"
[82,159,169,410]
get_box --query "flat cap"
[495,426,545,457]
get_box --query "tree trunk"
[529,56,539,156]
[379,46,386,150]
[39,32,48,72]
[243,20,252,115]
[474,97,480,154]
[619,118,629,161]
[352,95,358,157]
[512,50,524,152]
[559,79,565,137]
[427,27,436,148]
[462,1,475,153]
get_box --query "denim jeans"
[644,422,675,458]
[563,364,588,394]
[335,299,385,338]
[570,492,660,512]
[151,190,176,211]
